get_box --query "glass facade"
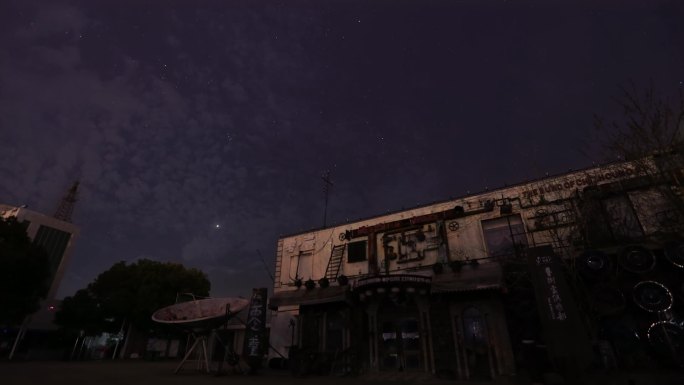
[33,225,72,276]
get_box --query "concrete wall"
[273,160,653,294]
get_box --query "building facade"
[0,204,79,329]
[268,156,684,380]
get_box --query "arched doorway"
[377,295,423,371]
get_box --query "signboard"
[527,246,592,377]
[243,288,268,369]
[356,274,431,287]
[354,274,432,292]
[521,166,636,199]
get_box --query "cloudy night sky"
[1,0,682,299]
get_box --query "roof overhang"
[431,262,503,293]
[269,286,351,309]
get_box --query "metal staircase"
[325,244,346,281]
[274,239,284,288]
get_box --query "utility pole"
[322,170,333,227]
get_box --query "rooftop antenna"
[322,170,334,227]
[256,249,274,282]
[54,181,79,222]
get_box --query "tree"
[593,82,684,229]
[56,259,211,333]
[53,289,111,336]
[594,82,683,164]
[0,217,51,327]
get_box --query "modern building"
[1,182,80,360]
[268,155,684,380]
[0,203,79,329]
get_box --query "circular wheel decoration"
[664,241,684,268]
[632,281,673,313]
[582,250,610,270]
[339,232,346,241]
[448,221,460,231]
[578,250,611,281]
[647,321,683,359]
[619,246,656,274]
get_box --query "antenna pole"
[322,170,334,227]
[256,249,274,281]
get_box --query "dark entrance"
[462,306,492,380]
[378,297,423,371]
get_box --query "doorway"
[378,297,423,371]
[461,306,492,380]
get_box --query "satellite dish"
[152,297,250,331]
[152,297,251,374]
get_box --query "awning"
[431,262,503,293]
[269,286,350,309]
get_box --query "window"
[33,225,71,275]
[581,192,644,244]
[462,307,487,348]
[481,215,528,258]
[602,195,643,240]
[347,240,367,263]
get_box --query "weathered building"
[268,155,684,380]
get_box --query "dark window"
[462,307,487,347]
[347,240,367,263]
[482,215,528,258]
[601,195,643,240]
[580,192,644,245]
[33,225,71,275]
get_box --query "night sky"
[1,0,682,299]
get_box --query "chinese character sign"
[530,252,569,322]
[526,246,593,372]
[243,288,268,365]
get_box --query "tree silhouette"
[0,217,51,327]
[56,259,210,333]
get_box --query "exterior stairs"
[325,244,346,281]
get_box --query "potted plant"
[337,275,349,286]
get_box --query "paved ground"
[0,361,682,385]
[0,361,463,385]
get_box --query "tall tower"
[53,181,79,222]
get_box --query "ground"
[0,361,682,385]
